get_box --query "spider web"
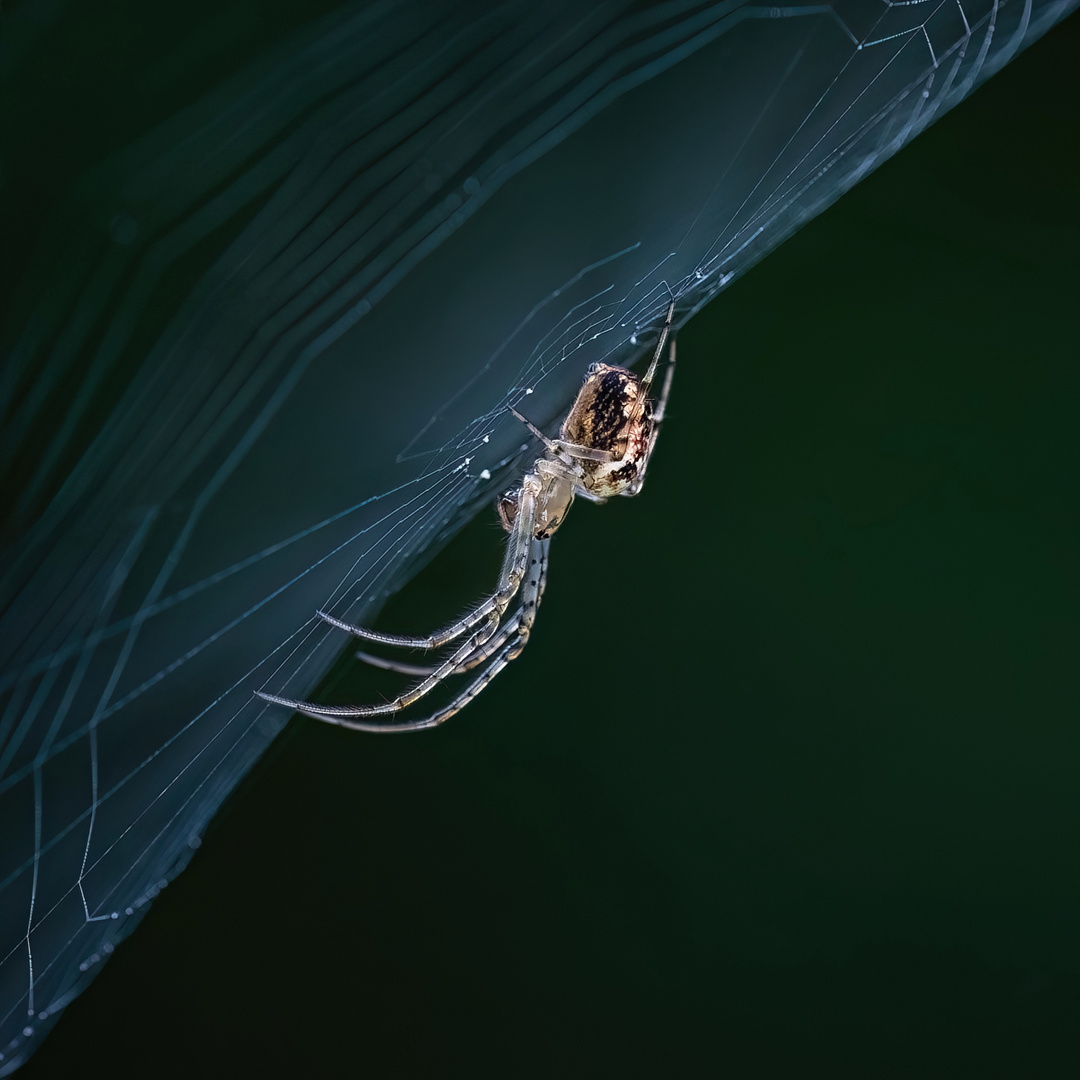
[0,0,1075,1070]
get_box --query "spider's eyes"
[584,362,602,381]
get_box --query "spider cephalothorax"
[257,301,677,731]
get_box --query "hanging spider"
[257,300,677,731]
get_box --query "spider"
[257,300,677,732]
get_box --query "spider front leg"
[626,328,676,497]
[310,538,550,733]
[357,534,552,679]
[650,329,676,425]
[636,299,676,400]
[357,584,539,679]
[356,617,521,678]
[255,477,544,722]
[312,475,542,652]
[257,619,496,721]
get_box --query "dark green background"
[16,8,1080,1079]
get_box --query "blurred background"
[3,1,1078,1076]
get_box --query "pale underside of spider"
[257,301,677,732]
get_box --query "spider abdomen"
[562,365,643,451]
[562,363,653,497]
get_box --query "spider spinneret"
[257,300,677,732]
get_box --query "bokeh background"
[6,3,1079,1077]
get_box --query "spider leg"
[626,332,675,497]
[353,617,529,678]
[651,331,676,425]
[353,650,437,677]
[355,614,522,678]
[509,406,614,466]
[310,539,549,733]
[438,535,547,676]
[508,405,557,450]
[485,535,546,658]
[313,475,540,651]
[323,637,523,733]
[255,491,545,720]
[356,538,548,680]
[552,439,615,463]
[316,604,499,651]
[256,617,498,720]
[637,299,676,398]
[535,455,590,488]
